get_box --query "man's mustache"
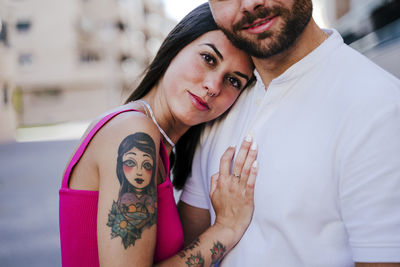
[232,6,284,32]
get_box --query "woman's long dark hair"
[125,3,218,190]
[125,3,255,190]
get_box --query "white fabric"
[180,29,400,266]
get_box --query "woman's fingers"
[245,160,258,200]
[231,135,253,178]
[239,141,257,187]
[216,138,258,194]
[210,173,219,196]
[219,146,236,177]
[211,145,258,240]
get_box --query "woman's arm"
[96,113,161,266]
[157,138,258,266]
[95,111,257,266]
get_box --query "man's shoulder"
[320,40,400,102]
[332,41,399,85]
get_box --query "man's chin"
[219,26,274,57]
[224,35,277,58]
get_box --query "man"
[178,0,400,266]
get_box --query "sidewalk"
[0,139,78,267]
[16,120,90,142]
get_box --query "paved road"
[0,140,78,267]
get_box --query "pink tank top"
[59,109,184,266]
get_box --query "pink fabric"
[153,141,185,263]
[59,109,184,267]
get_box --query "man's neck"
[254,19,328,88]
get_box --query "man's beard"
[220,0,313,59]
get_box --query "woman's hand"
[210,135,258,242]
[156,136,258,267]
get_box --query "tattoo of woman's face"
[106,132,157,249]
[122,147,154,190]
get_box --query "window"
[119,54,132,63]
[79,51,100,63]
[0,21,8,46]
[31,87,63,104]
[2,84,8,105]
[32,88,62,98]
[116,20,126,32]
[18,53,33,66]
[16,20,32,32]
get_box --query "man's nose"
[240,0,265,13]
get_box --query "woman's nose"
[203,75,222,97]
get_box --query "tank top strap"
[61,108,140,188]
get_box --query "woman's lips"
[135,178,144,184]
[243,15,277,34]
[187,91,210,111]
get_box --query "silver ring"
[233,173,240,179]
[207,89,215,97]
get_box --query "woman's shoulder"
[97,104,160,140]
[88,104,161,158]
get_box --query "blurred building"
[0,0,175,142]
[0,1,17,142]
[318,0,400,78]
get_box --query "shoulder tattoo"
[106,132,157,249]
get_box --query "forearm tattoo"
[210,241,226,266]
[179,238,226,267]
[106,132,157,249]
[185,252,204,267]
[179,237,200,258]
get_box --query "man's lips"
[242,15,277,33]
[187,91,210,111]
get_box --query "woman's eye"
[123,160,136,167]
[201,53,216,65]
[227,76,242,89]
[143,161,153,171]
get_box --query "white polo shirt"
[181,29,400,266]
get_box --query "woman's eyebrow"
[234,71,249,81]
[202,43,223,60]
[201,43,249,82]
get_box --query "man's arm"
[177,200,211,246]
[340,103,400,265]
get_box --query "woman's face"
[159,30,254,126]
[122,147,154,190]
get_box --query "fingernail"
[245,134,252,142]
[252,161,258,168]
[251,141,257,150]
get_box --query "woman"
[59,3,258,266]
